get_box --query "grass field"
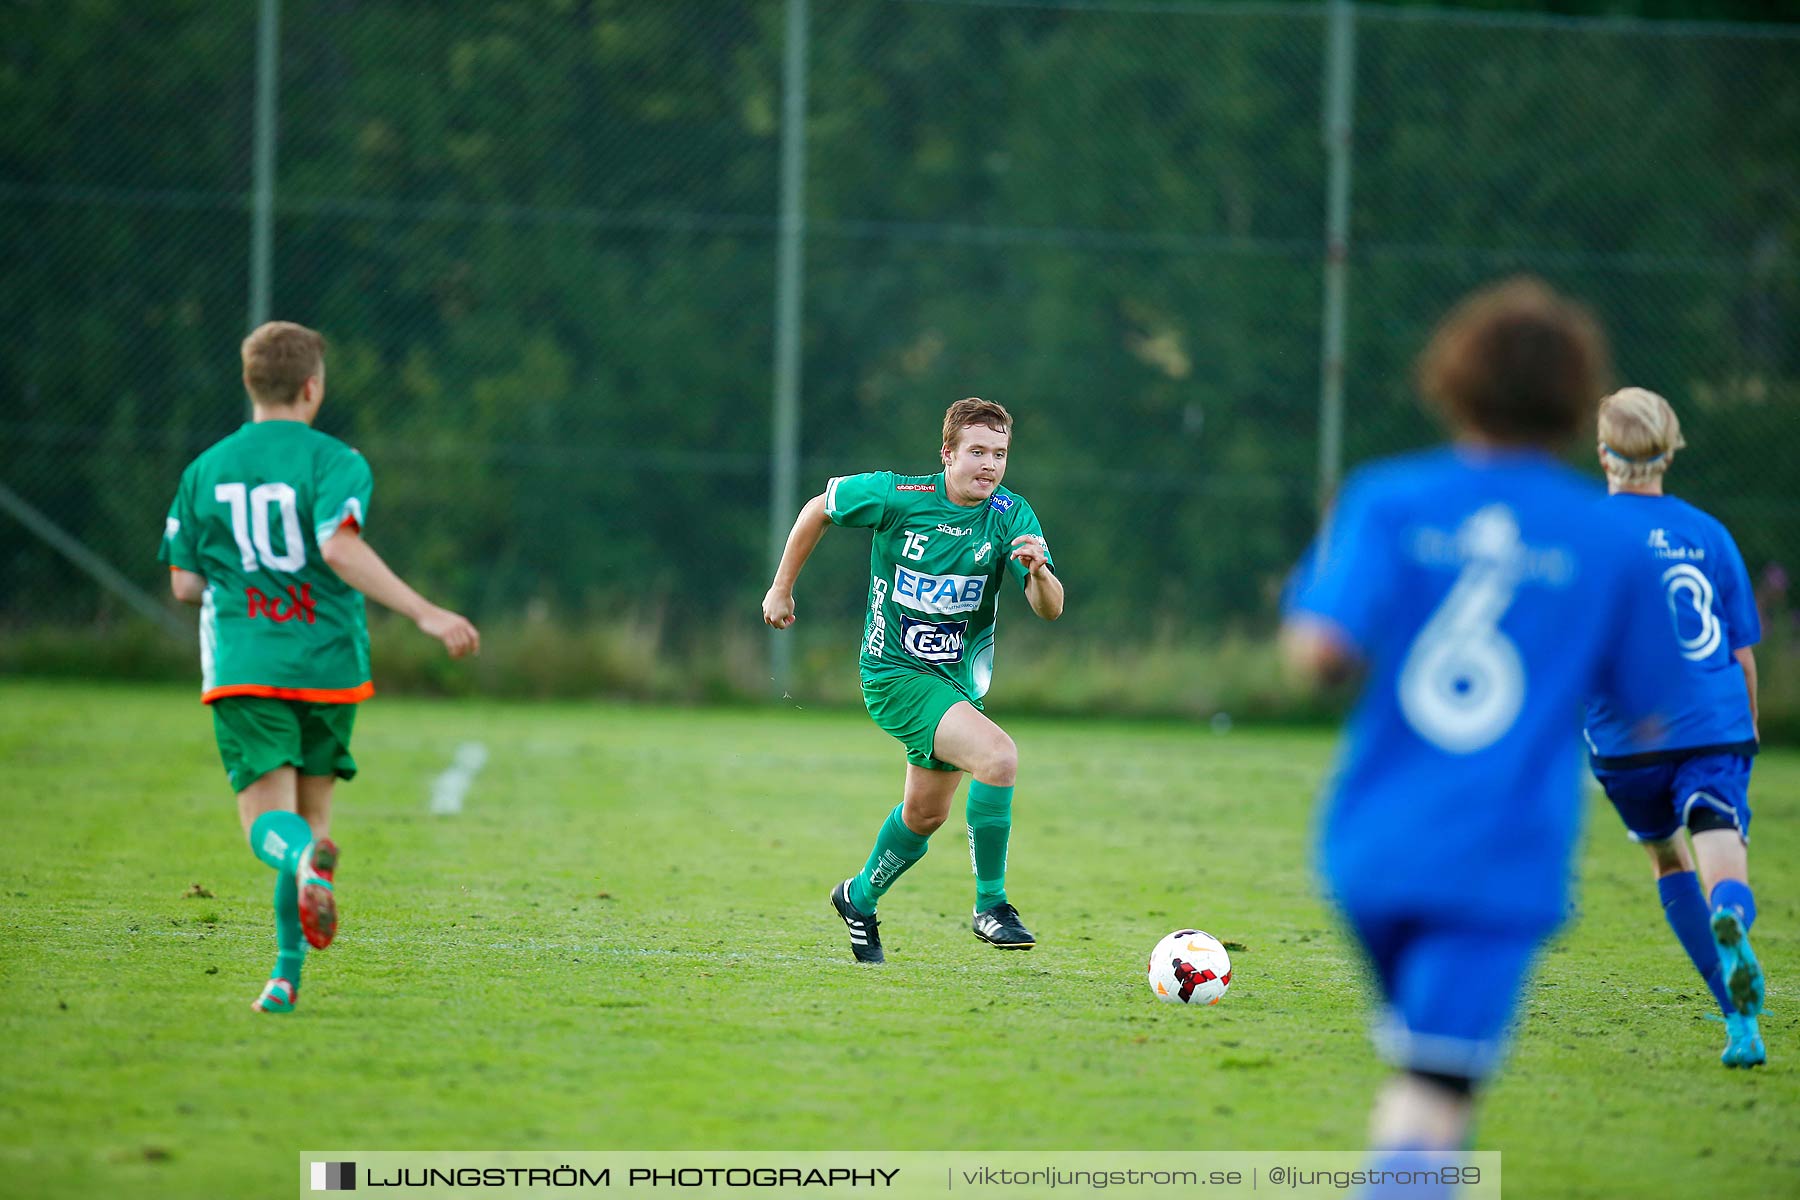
[2,680,1794,1198]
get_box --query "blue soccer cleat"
[1721,1012,1766,1068]
[1711,907,1765,1017]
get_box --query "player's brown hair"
[1415,277,1610,446]
[1598,387,1686,484]
[241,321,327,407]
[942,397,1013,452]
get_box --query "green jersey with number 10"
[158,420,374,703]
[826,471,1053,699]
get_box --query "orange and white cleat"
[296,839,339,950]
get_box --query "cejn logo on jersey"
[1397,504,1529,755]
[899,615,967,664]
[891,565,986,615]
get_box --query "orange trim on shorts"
[202,681,375,705]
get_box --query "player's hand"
[418,606,480,658]
[762,586,797,630]
[1009,533,1051,576]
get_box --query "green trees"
[3,0,1794,640]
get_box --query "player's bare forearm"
[1008,533,1061,620]
[1024,567,1063,621]
[763,494,830,629]
[320,527,480,657]
[1735,646,1759,738]
[169,566,206,606]
[1280,616,1356,688]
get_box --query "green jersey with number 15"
[158,420,374,703]
[826,471,1053,699]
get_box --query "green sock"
[966,780,1014,910]
[849,805,930,913]
[273,869,305,987]
[249,811,311,984]
[248,810,311,873]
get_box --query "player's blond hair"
[942,397,1012,452]
[242,321,326,407]
[1598,387,1685,484]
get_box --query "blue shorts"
[1343,911,1544,1082]
[1592,753,1752,843]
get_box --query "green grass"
[1,680,1794,1198]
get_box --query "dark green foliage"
[3,1,1796,663]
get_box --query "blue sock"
[1659,871,1732,1016]
[1711,879,1757,931]
[1363,1149,1461,1200]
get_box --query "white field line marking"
[128,927,1119,978]
[429,741,488,815]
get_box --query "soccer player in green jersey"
[159,321,479,1013]
[763,397,1064,963]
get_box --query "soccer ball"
[1147,929,1232,1005]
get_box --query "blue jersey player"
[1585,386,1766,1067]
[1283,279,1682,1161]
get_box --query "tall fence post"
[1316,0,1357,513]
[768,0,810,695]
[248,0,280,335]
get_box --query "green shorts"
[211,696,359,793]
[861,668,981,772]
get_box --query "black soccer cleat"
[830,878,885,964]
[972,902,1035,950]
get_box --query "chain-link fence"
[4,0,1797,692]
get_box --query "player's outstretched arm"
[319,527,480,658]
[1010,534,1063,620]
[762,492,831,630]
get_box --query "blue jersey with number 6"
[1287,447,1680,931]
[1582,494,1759,763]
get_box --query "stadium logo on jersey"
[987,493,1014,513]
[900,615,967,664]
[895,483,936,492]
[973,541,993,565]
[935,523,972,537]
[892,566,986,614]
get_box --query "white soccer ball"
[1147,929,1232,1006]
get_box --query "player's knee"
[903,802,949,836]
[979,733,1018,785]
[1642,838,1688,879]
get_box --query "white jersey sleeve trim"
[315,497,364,544]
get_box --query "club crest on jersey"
[973,540,993,565]
[892,565,986,615]
[900,615,967,664]
[987,493,1014,513]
